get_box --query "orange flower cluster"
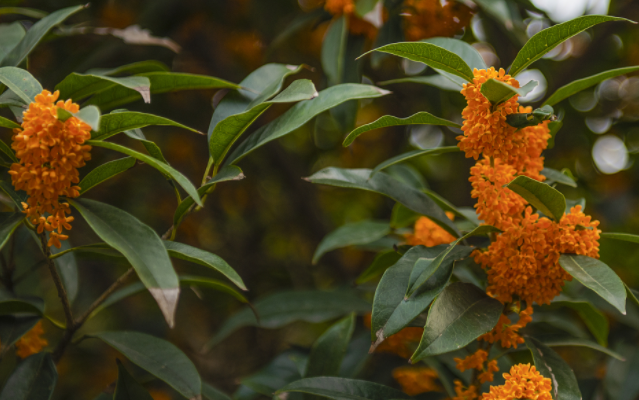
[16,321,48,358]
[323,0,377,38]
[454,349,499,385]
[9,90,92,248]
[403,0,474,41]
[453,381,479,400]
[479,306,533,349]
[406,212,456,247]
[393,366,442,395]
[482,364,552,400]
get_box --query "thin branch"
[74,267,134,327]
[38,233,74,329]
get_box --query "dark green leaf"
[0,292,43,316]
[423,189,477,226]
[0,181,26,210]
[202,383,232,400]
[0,67,43,103]
[307,314,355,377]
[51,239,79,304]
[0,22,25,63]
[355,250,402,285]
[559,254,626,314]
[390,203,419,229]
[93,331,201,399]
[276,377,409,400]
[362,42,474,82]
[552,299,608,346]
[600,232,639,244]
[0,5,84,67]
[542,167,577,187]
[507,175,566,220]
[79,157,136,194]
[480,79,538,105]
[48,243,119,260]
[322,15,348,86]
[0,212,24,251]
[543,338,623,360]
[55,73,150,103]
[411,282,502,362]
[305,167,459,237]
[93,111,201,140]
[225,84,389,166]
[237,350,305,397]
[87,140,202,206]
[164,241,246,290]
[86,60,170,76]
[344,113,460,146]
[509,15,635,77]
[68,199,180,327]
[179,275,248,303]
[371,146,460,177]
[421,37,487,86]
[378,75,462,91]
[0,115,19,129]
[313,220,390,264]
[114,359,154,400]
[548,120,562,149]
[0,353,57,400]
[0,316,40,350]
[525,337,581,400]
[205,290,370,349]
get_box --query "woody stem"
[39,233,74,329]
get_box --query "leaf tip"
[374,87,392,95]
[148,287,180,328]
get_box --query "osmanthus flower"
[453,381,479,400]
[482,364,552,400]
[8,90,92,248]
[478,360,500,385]
[511,115,552,181]
[402,0,474,41]
[406,212,456,247]
[393,366,442,396]
[15,321,48,358]
[455,349,488,372]
[479,306,533,349]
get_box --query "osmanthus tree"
[0,4,390,399]
[208,11,639,400]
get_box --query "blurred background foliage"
[3,0,639,398]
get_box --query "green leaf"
[57,106,101,131]
[313,220,390,264]
[55,73,150,103]
[378,75,462,91]
[626,283,639,307]
[93,111,201,140]
[173,165,244,227]
[307,314,355,377]
[525,337,581,400]
[87,140,202,206]
[371,245,459,348]
[390,203,419,229]
[542,167,577,187]
[114,359,154,400]
[0,181,26,210]
[543,66,639,106]
[362,42,474,82]
[411,282,503,362]
[79,157,136,195]
[236,350,305,397]
[547,120,562,149]
[0,316,40,350]
[0,22,25,63]
[209,79,317,165]
[543,338,623,360]
[0,5,84,67]
[355,250,402,285]
[421,37,487,86]
[86,60,170,76]
[600,232,639,244]
[0,213,24,251]
[480,79,538,105]
[559,254,626,314]
[371,146,460,177]
[164,240,246,290]
[322,15,348,86]
[205,290,371,349]
[0,8,47,18]
[276,377,409,400]
[68,199,180,327]
[552,299,609,346]
[202,383,232,400]
[0,296,43,316]
[48,243,118,260]
[0,353,57,400]
[93,331,201,400]
[0,115,19,129]
[305,167,459,237]
[86,72,241,110]
[507,175,566,220]
[179,275,248,303]
[224,84,389,166]
[509,15,635,77]
[343,112,460,146]
[0,67,43,104]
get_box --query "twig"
[74,268,134,327]
[38,233,74,329]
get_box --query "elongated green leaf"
[93,111,201,140]
[356,250,402,285]
[224,84,390,165]
[559,254,626,314]
[480,79,538,105]
[362,42,474,82]
[236,350,305,397]
[276,377,409,400]
[205,290,371,349]
[543,66,639,106]
[525,338,581,400]
[509,15,634,77]
[209,79,317,165]
[600,232,639,244]
[0,137,18,163]
[507,175,566,220]
[0,316,40,350]
[0,213,24,251]
[68,199,180,327]
[93,331,201,399]
[421,37,487,86]
[86,60,170,76]
[378,75,462,91]
[179,275,248,303]
[164,240,246,290]
[55,73,150,103]
[307,314,355,377]
[626,284,639,307]
[306,167,459,237]
[1,5,84,67]
[73,105,101,131]
[0,296,43,316]
[548,120,562,149]
[544,338,624,360]
[114,359,154,400]
[0,115,19,129]
[79,157,136,194]
[0,67,43,103]
[202,383,232,400]
[86,72,240,110]
[552,300,608,346]
[0,353,57,400]
[87,140,202,206]
[542,167,577,187]
[371,146,460,177]
[411,282,502,362]
[173,165,244,227]
[322,15,348,86]
[0,181,26,210]
[313,220,389,264]
[0,22,25,63]
[48,243,118,259]
[344,112,460,146]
